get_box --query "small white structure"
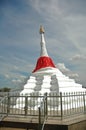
[20,26,85,95]
[15,26,85,109]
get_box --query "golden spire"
[39,25,45,34]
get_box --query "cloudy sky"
[0,0,86,89]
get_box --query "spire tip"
[39,25,45,34]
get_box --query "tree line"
[0,87,11,92]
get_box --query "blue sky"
[0,0,86,89]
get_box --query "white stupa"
[19,25,85,97]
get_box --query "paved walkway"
[2,113,86,125]
[46,114,86,125]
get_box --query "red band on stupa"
[33,56,56,73]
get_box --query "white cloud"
[64,16,86,54]
[57,63,79,79]
[12,79,22,83]
[30,0,62,17]
[70,54,86,61]
[4,74,10,79]
[68,73,79,78]
[57,63,69,72]
[13,65,19,70]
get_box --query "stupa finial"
[32,26,56,72]
[39,25,45,34]
[39,25,48,57]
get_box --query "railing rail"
[0,96,8,121]
[0,91,86,120]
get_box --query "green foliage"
[0,87,11,92]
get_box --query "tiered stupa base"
[15,67,85,109]
[20,67,84,96]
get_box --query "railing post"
[83,93,86,113]
[60,92,63,120]
[7,95,10,115]
[38,107,41,130]
[24,96,28,116]
[44,93,48,119]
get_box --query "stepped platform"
[0,114,86,130]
